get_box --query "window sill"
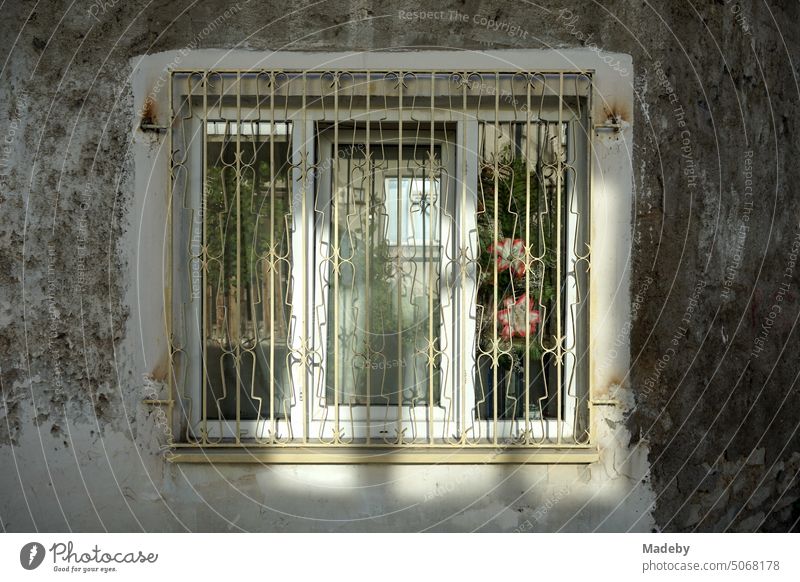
[166,446,599,465]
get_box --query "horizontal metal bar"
[168,447,599,464]
[169,69,595,75]
[170,441,594,449]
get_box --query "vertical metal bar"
[269,74,276,443]
[201,74,208,443]
[460,74,467,444]
[235,73,242,444]
[333,74,340,442]
[492,73,499,446]
[166,73,175,443]
[301,72,309,444]
[556,73,564,445]
[365,73,372,444]
[396,72,404,443]
[586,75,594,448]
[524,77,531,443]
[428,71,435,444]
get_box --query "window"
[166,66,592,460]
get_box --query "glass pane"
[204,123,292,422]
[325,145,442,406]
[385,177,440,245]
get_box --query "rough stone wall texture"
[0,0,797,532]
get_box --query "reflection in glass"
[204,122,292,422]
[325,145,442,407]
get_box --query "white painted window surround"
[130,49,634,459]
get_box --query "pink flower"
[488,238,525,278]
[497,295,540,340]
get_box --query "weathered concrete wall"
[0,0,797,532]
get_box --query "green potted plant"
[475,145,556,420]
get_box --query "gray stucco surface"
[0,0,797,532]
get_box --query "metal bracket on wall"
[140,123,169,132]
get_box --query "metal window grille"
[162,69,593,462]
